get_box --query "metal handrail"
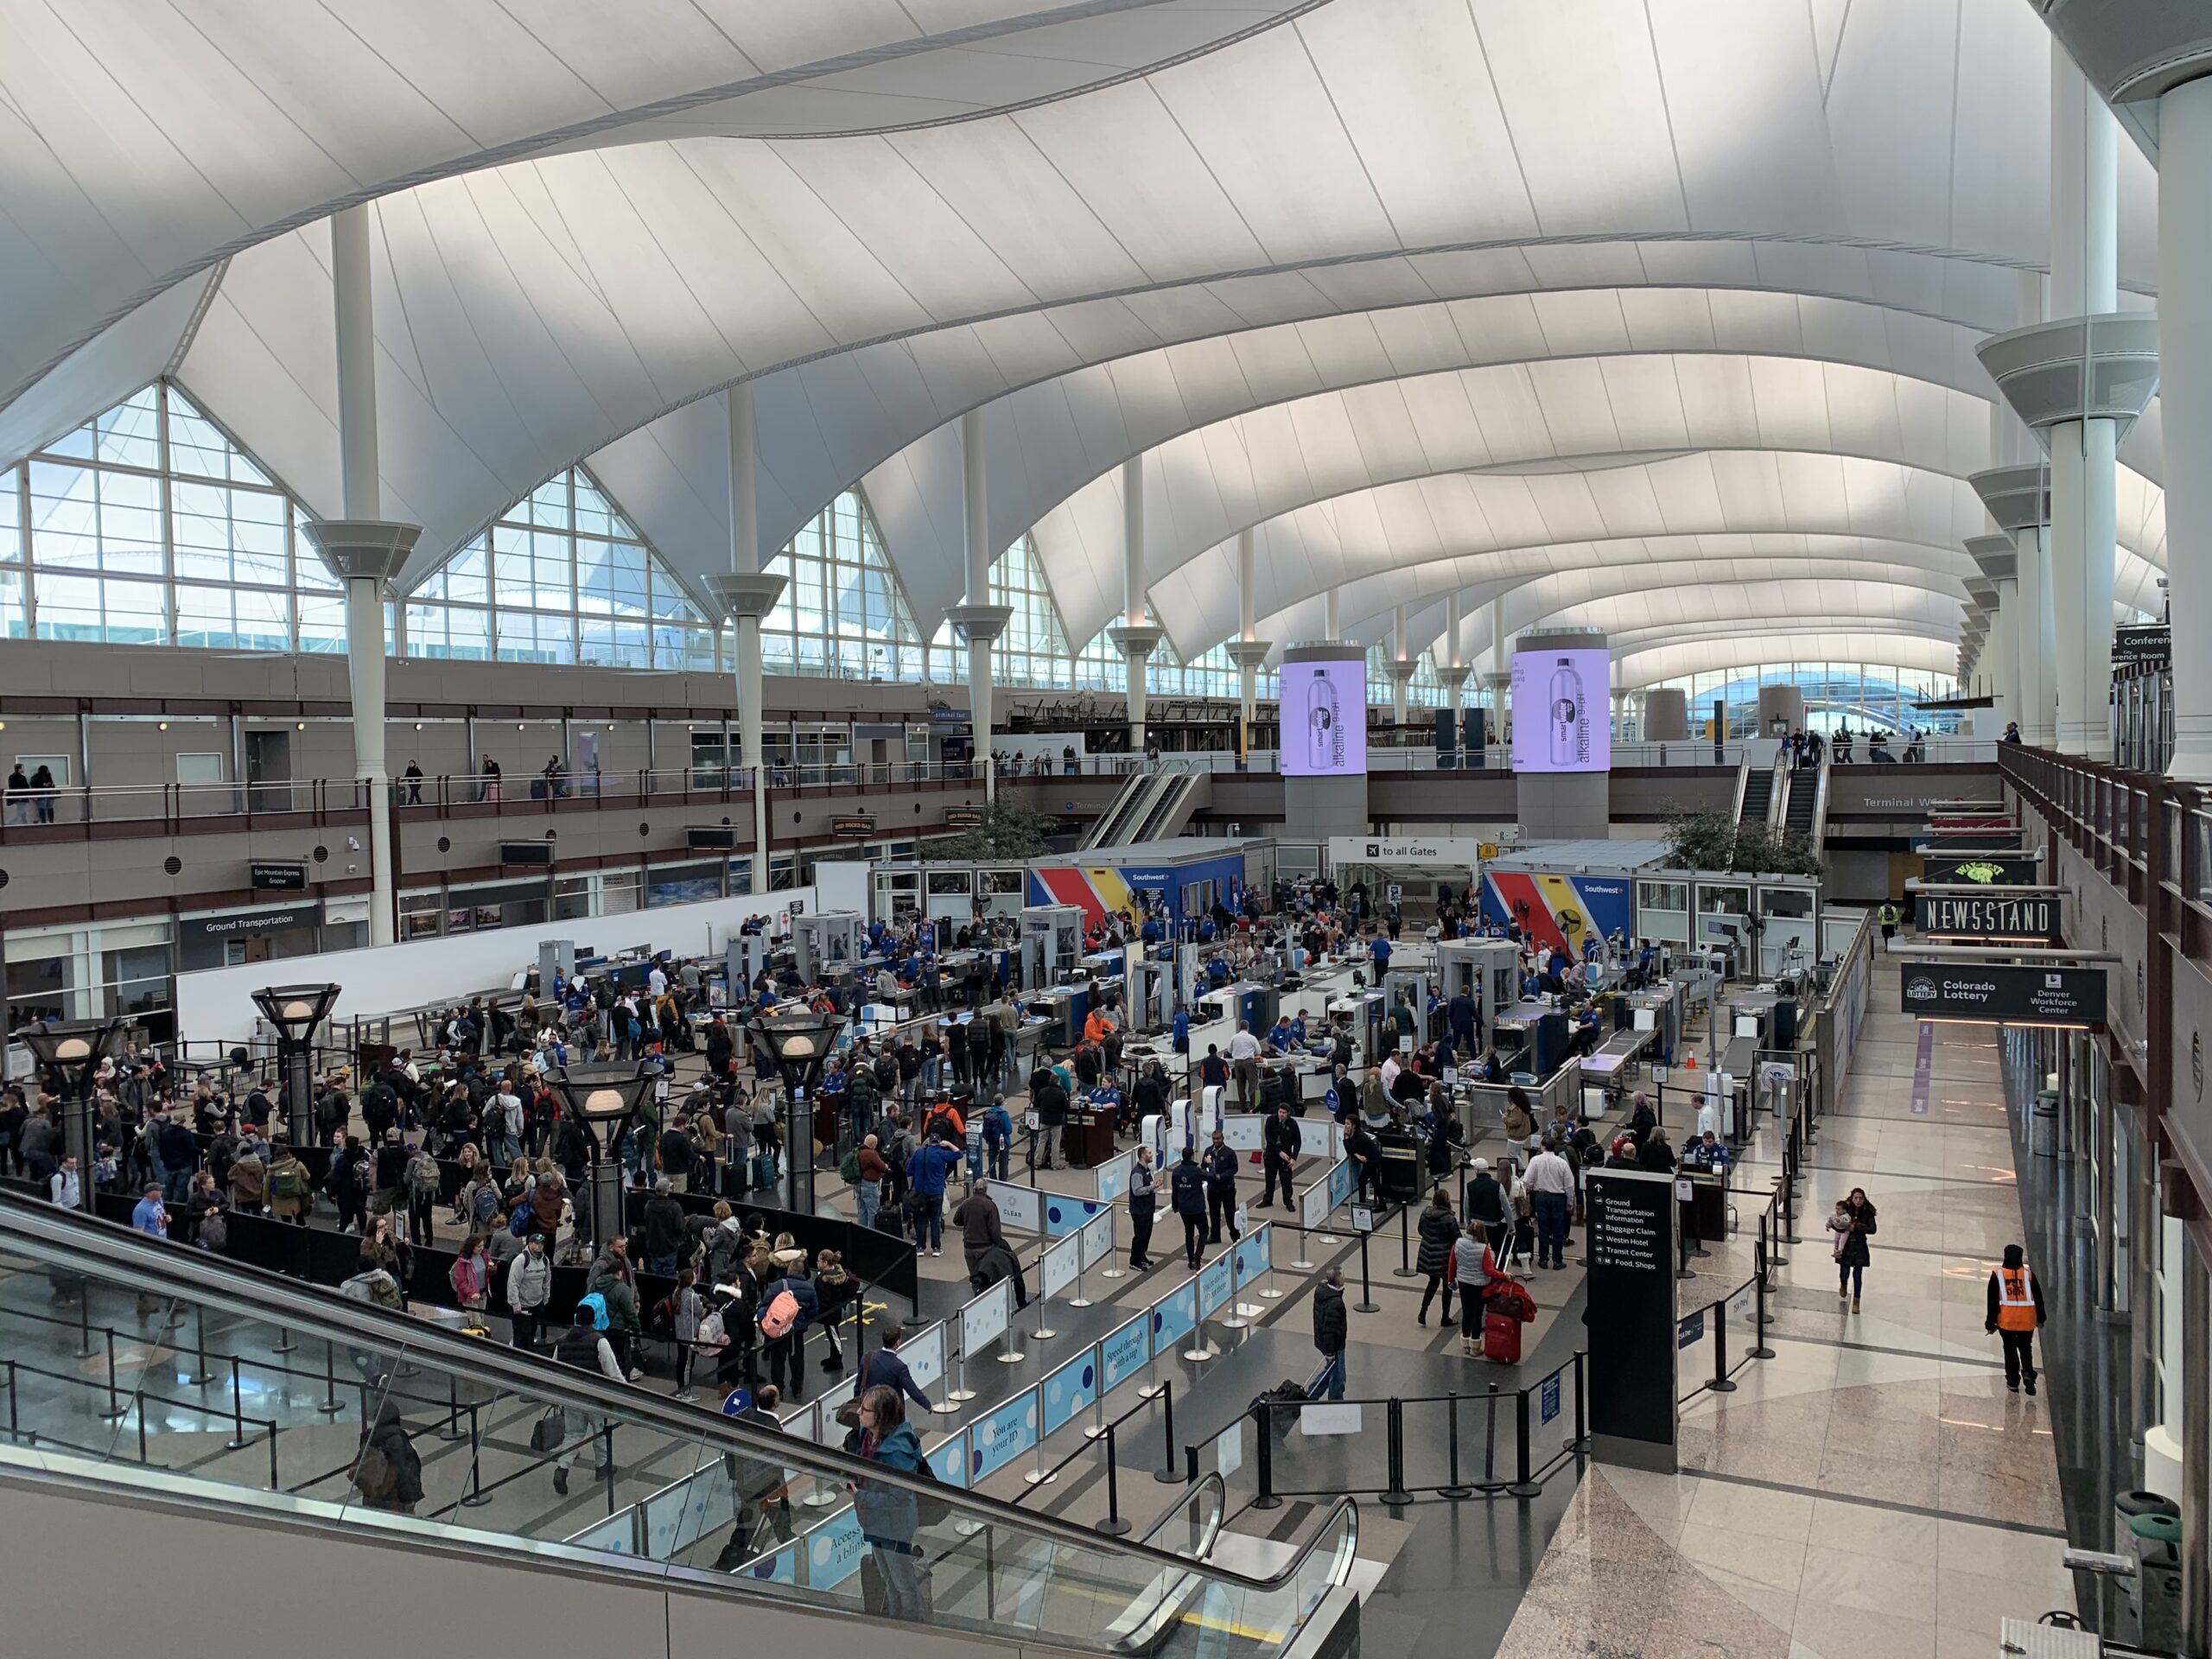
[0,1194,1356,1601]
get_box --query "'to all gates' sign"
[1900,962,2107,1027]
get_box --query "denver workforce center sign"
[1913,893,2063,943]
[1900,963,2106,1026]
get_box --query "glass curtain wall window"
[6,382,342,650]
[926,535,1074,689]
[760,490,924,680]
[1642,662,1967,737]
[403,467,714,671]
[1364,642,1448,714]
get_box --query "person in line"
[1830,1187,1877,1313]
[1452,1219,1497,1357]
[760,1252,820,1402]
[1201,1128,1241,1245]
[856,1322,940,1414]
[1414,1187,1459,1326]
[505,1230,553,1350]
[1260,1103,1300,1209]
[905,1131,963,1257]
[1170,1144,1210,1271]
[1311,1267,1349,1400]
[1227,1020,1263,1109]
[854,1133,888,1231]
[353,1401,425,1515]
[551,1294,626,1495]
[950,1179,1007,1279]
[1522,1135,1576,1271]
[1986,1243,2045,1395]
[1127,1145,1158,1271]
[850,1385,931,1619]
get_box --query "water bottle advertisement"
[1510,646,1611,773]
[1279,657,1367,776]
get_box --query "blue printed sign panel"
[806,1509,867,1589]
[1100,1315,1149,1391]
[1046,1196,1106,1238]
[1231,1230,1267,1289]
[1042,1353,1100,1435]
[1327,1159,1354,1210]
[1540,1374,1561,1427]
[748,1545,800,1585]
[926,1430,969,1488]
[970,1394,1041,1481]
[1198,1255,1234,1318]
[1677,1310,1704,1350]
[1152,1281,1198,1349]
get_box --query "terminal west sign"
[1900,963,2106,1027]
[1914,892,2063,943]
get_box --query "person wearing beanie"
[1985,1243,2046,1395]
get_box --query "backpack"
[353,1441,397,1502]
[910,1449,952,1527]
[758,1287,800,1340]
[270,1160,307,1200]
[509,1200,532,1239]
[196,1211,228,1254]
[408,1151,440,1195]
[471,1183,500,1224]
[575,1290,611,1331]
[839,1149,862,1186]
[648,1293,677,1339]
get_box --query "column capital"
[946,602,1014,645]
[1433,664,1469,690]
[1976,315,2159,448]
[704,571,788,622]
[1224,639,1274,669]
[299,518,418,594]
[1107,623,1165,660]
[1383,658,1420,686]
[1962,533,2017,582]
[1968,464,2050,534]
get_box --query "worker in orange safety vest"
[1985,1243,2047,1395]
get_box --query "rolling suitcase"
[1482,1301,1522,1364]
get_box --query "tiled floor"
[1491,948,2077,1659]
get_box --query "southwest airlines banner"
[1482,868,1633,958]
[1029,852,1248,927]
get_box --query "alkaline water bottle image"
[1307,667,1342,772]
[1548,656,1584,768]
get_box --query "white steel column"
[302,205,417,949]
[1224,528,1272,751]
[1323,588,1341,643]
[2163,76,2212,780]
[2048,50,2120,758]
[702,384,786,895]
[946,411,1012,798]
[1442,591,1468,735]
[1109,457,1164,755]
[1387,604,1415,725]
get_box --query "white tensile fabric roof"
[0,0,2164,685]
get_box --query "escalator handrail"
[1727,758,1750,826]
[0,1194,1356,1599]
[1809,753,1831,854]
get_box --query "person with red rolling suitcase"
[1482,1270,1538,1364]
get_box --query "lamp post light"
[552,1065,657,1248]
[251,984,342,1152]
[16,1016,128,1211]
[747,1009,845,1215]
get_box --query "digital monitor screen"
[1510,646,1611,772]
[1279,658,1368,776]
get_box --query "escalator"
[0,1198,1355,1657]
[1083,771,1171,849]
[1782,756,1829,850]
[1736,764,1775,829]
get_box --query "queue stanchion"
[1154,1383,1181,1484]
[1393,1203,1419,1278]
[1023,1391,1057,1487]
[98,1327,126,1421]
[946,1336,976,1405]
[1749,1265,1777,1361]
[1354,1211,1379,1313]
[318,1338,345,1414]
[1709,1301,1737,1393]
[73,1284,95,1360]
[1096,1422,1131,1536]
[183,1305,213,1387]
[1289,1219,1314,1273]
[1476,1383,1505,1494]
[226,1354,252,1451]
[1440,1391,1473,1499]
[1252,1402,1281,1510]
[461,1402,493,1506]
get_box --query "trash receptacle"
[2129,1511,2183,1651]
[2031,1094,2059,1158]
[2113,1491,2178,1612]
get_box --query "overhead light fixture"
[157,721,168,731]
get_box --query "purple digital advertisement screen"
[1511,647,1611,772]
[1280,658,1368,776]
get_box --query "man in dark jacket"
[1341,1121,1382,1206]
[1169,1146,1209,1269]
[1260,1105,1301,1209]
[642,1179,688,1274]
[1030,1074,1068,1171]
[950,1179,1007,1275]
[1311,1268,1349,1400]
[1201,1128,1240,1245]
